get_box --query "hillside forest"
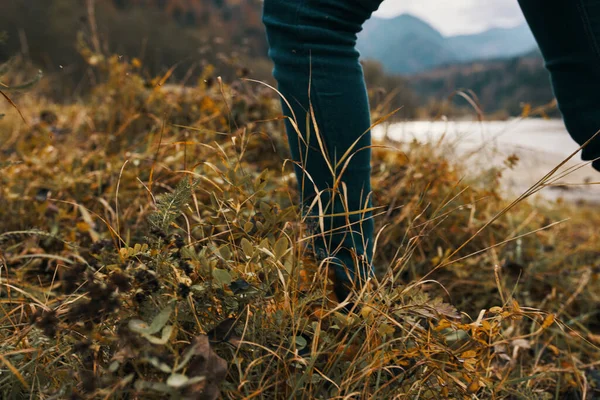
[0,0,556,120]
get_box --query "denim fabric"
[518,0,600,170]
[263,0,384,286]
[263,0,600,288]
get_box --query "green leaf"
[241,238,254,259]
[259,202,273,221]
[283,260,293,275]
[166,373,189,388]
[108,361,120,373]
[129,304,174,335]
[445,329,469,342]
[255,170,268,190]
[147,305,174,334]
[259,201,271,215]
[186,376,207,386]
[219,245,232,260]
[294,336,307,350]
[213,268,233,286]
[147,179,196,232]
[128,319,150,333]
[142,355,173,373]
[190,284,208,293]
[134,380,175,394]
[166,374,206,389]
[259,238,270,250]
[141,325,174,345]
[274,237,289,260]
[173,346,198,373]
[121,374,136,386]
[180,246,197,260]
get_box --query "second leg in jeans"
[518,0,600,170]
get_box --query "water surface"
[372,119,600,203]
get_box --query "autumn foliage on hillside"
[0,0,270,99]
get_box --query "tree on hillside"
[0,0,269,98]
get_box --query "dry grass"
[0,54,599,400]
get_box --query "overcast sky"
[373,0,526,36]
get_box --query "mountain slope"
[357,14,458,75]
[409,50,555,116]
[357,14,538,75]
[447,24,537,61]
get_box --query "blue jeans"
[262,0,600,290]
[263,0,382,293]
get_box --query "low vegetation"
[0,51,599,399]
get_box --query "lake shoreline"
[373,119,600,205]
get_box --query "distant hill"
[357,14,456,74]
[357,14,538,75]
[409,50,556,117]
[447,24,537,61]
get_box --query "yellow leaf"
[511,299,521,314]
[542,314,555,329]
[360,306,374,319]
[548,344,560,355]
[464,359,477,372]
[377,322,395,338]
[467,378,480,392]
[119,247,129,259]
[76,222,90,232]
[436,319,453,331]
[461,350,477,359]
[78,205,99,242]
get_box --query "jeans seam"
[294,1,339,255]
[295,1,338,175]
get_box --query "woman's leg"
[518,0,600,170]
[262,0,383,294]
